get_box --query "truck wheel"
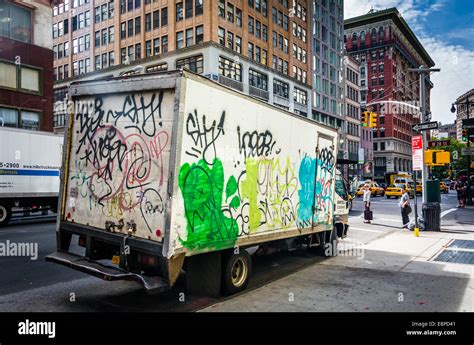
[310,228,338,257]
[222,250,252,295]
[0,203,12,227]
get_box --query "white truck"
[46,71,350,296]
[0,127,63,226]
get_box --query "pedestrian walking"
[455,178,466,208]
[399,186,411,228]
[363,184,372,224]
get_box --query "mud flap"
[185,251,221,298]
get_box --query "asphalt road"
[0,190,464,311]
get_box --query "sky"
[344,0,474,124]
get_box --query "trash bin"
[426,180,440,203]
[422,202,441,231]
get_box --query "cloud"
[344,0,472,124]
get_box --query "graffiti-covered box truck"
[0,127,63,226]
[46,71,350,296]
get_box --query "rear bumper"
[48,221,170,293]
[46,251,168,294]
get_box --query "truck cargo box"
[48,71,340,293]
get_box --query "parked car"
[379,183,389,191]
[356,182,385,197]
[385,183,415,199]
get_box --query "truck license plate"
[111,256,120,265]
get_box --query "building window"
[186,28,194,46]
[0,61,17,89]
[120,23,125,39]
[135,43,141,59]
[109,51,115,66]
[248,42,254,60]
[195,0,203,15]
[185,0,193,18]
[176,55,203,74]
[196,25,204,44]
[248,16,254,34]
[227,3,234,22]
[218,27,225,45]
[146,62,168,73]
[152,10,159,29]
[176,31,184,49]
[153,38,160,54]
[236,8,242,27]
[101,53,107,68]
[128,19,133,36]
[162,35,168,53]
[146,40,152,57]
[294,88,307,105]
[101,29,107,45]
[145,13,151,32]
[249,69,267,90]
[218,56,242,81]
[273,79,289,99]
[227,31,233,50]
[176,2,183,21]
[135,16,141,35]
[218,0,225,17]
[235,35,241,53]
[161,7,168,26]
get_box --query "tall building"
[342,54,361,178]
[0,0,56,132]
[431,122,456,139]
[454,89,473,141]
[344,8,435,181]
[52,0,315,131]
[310,0,344,140]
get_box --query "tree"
[430,137,468,180]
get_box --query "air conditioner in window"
[204,73,218,81]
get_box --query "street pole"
[409,66,441,230]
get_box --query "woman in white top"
[399,186,411,228]
[363,184,372,224]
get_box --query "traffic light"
[461,129,468,142]
[361,111,369,127]
[369,112,378,128]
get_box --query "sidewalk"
[201,226,474,312]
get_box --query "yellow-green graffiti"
[178,158,239,250]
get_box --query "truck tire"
[221,250,252,295]
[0,203,12,227]
[310,228,338,257]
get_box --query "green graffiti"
[240,159,260,232]
[178,158,239,251]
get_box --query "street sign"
[412,121,438,132]
[428,140,450,148]
[412,135,423,171]
[461,147,474,155]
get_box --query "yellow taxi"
[356,182,385,197]
[385,183,415,199]
[440,182,449,194]
[408,182,422,195]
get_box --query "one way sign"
[412,121,438,132]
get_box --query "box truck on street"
[46,71,350,296]
[0,128,63,226]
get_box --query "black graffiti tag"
[185,109,225,165]
[237,127,280,159]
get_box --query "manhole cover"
[434,250,474,265]
[448,240,474,250]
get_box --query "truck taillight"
[138,254,157,267]
[78,236,86,247]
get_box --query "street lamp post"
[451,98,473,203]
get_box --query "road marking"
[350,216,400,223]
[350,227,384,233]
[440,208,457,218]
